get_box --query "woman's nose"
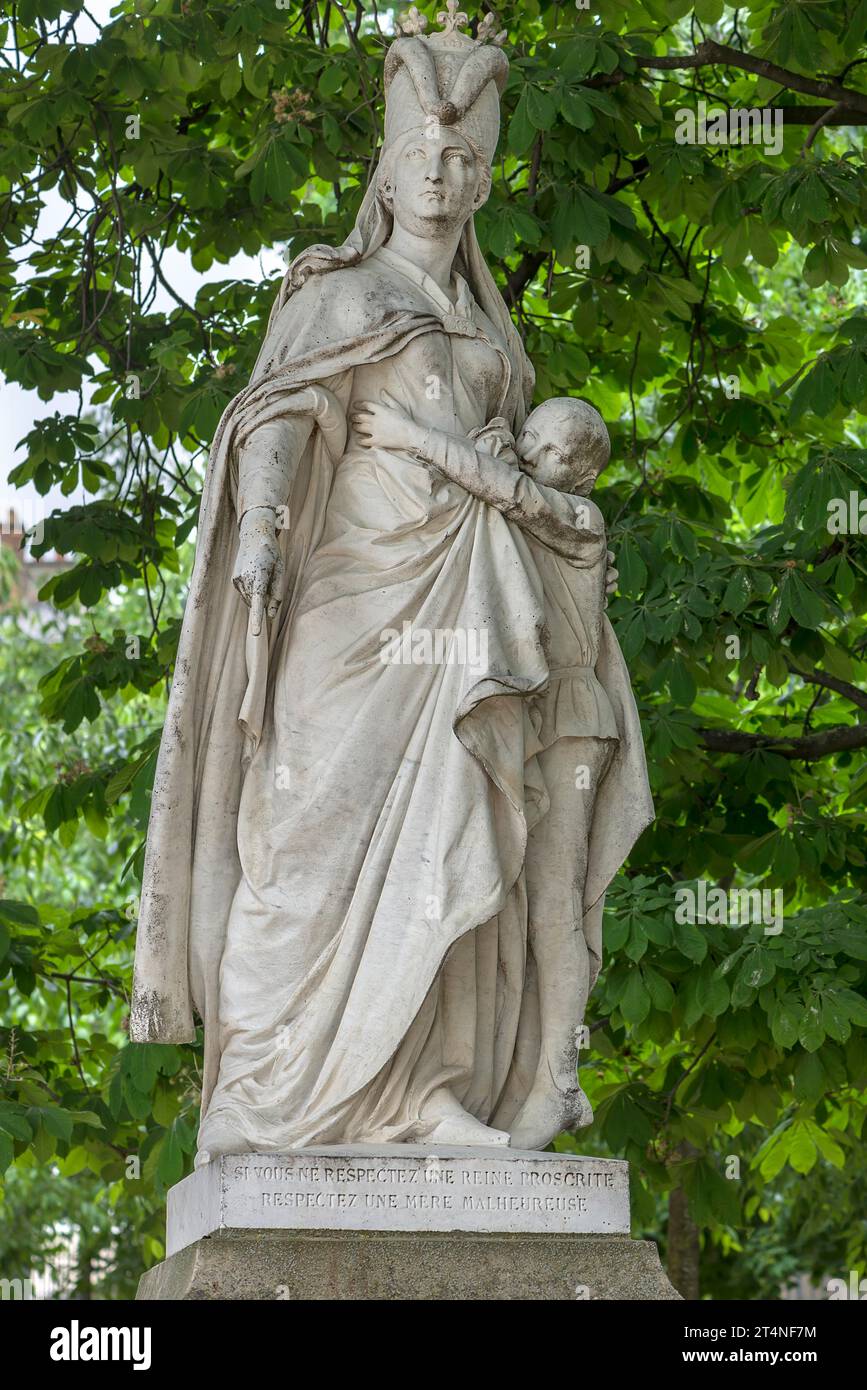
[424,148,445,181]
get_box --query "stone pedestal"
[137,1229,678,1300]
[137,1146,680,1300]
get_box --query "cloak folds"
[130,255,654,1140]
[129,261,510,1048]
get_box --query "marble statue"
[129,5,654,1164]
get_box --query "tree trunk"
[667,1185,700,1300]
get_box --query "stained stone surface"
[129,9,654,1168]
[166,1147,630,1255]
[137,1229,681,1301]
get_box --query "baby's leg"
[510,736,612,1151]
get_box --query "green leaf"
[793,1051,825,1103]
[620,970,651,1024]
[770,997,800,1049]
[788,573,825,630]
[798,1003,825,1053]
[788,1124,818,1175]
[723,569,752,616]
[572,189,610,246]
[561,90,594,131]
[674,921,708,964]
[526,86,557,132]
[157,1123,185,1187]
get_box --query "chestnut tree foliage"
[1,0,867,1296]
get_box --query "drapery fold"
[131,227,653,1151]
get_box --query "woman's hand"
[470,418,518,464]
[604,548,618,607]
[233,507,284,636]
[350,391,424,453]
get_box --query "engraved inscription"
[233,1159,621,1223]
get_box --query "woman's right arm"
[233,414,314,634]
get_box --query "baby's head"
[515,398,610,494]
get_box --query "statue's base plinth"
[136,1227,680,1300]
[136,1147,680,1300]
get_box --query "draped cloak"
[130,240,654,1142]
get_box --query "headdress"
[384,3,508,163]
[274,7,533,416]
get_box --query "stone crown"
[385,6,509,164]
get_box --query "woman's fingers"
[266,552,285,623]
[351,409,375,444]
[350,401,376,444]
[605,548,618,595]
[249,557,276,635]
[234,563,282,634]
[350,397,405,450]
[250,591,265,637]
[234,542,281,636]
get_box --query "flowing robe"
[130,245,653,1155]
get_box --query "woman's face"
[387,129,485,239]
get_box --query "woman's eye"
[405,147,425,159]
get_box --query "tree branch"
[788,667,867,714]
[634,41,867,117]
[801,101,845,152]
[700,722,867,759]
[504,250,546,308]
[590,76,867,124]
[779,105,867,126]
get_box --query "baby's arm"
[418,425,606,564]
